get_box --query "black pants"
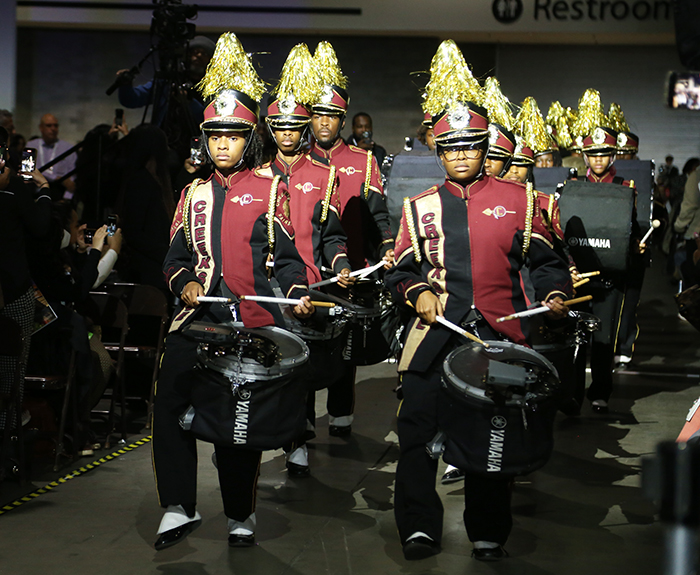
[617,256,646,358]
[152,332,261,521]
[395,368,512,546]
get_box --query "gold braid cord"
[403,196,422,263]
[363,151,373,199]
[522,182,535,258]
[267,175,282,252]
[320,165,336,223]
[182,178,202,252]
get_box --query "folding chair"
[101,283,169,428]
[83,293,129,449]
[0,317,26,483]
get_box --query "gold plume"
[513,97,554,154]
[422,39,484,117]
[608,102,630,133]
[197,32,266,102]
[571,88,609,139]
[483,77,514,130]
[313,41,348,89]
[546,101,573,149]
[272,43,323,106]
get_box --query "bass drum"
[439,341,559,477]
[180,323,309,450]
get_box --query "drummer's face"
[585,153,612,176]
[535,152,554,168]
[505,164,529,183]
[208,131,248,172]
[484,157,505,178]
[439,145,485,184]
[272,127,303,155]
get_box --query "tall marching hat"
[546,101,575,151]
[197,32,266,132]
[511,136,535,167]
[310,41,349,115]
[608,102,639,154]
[422,40,488,146]
[571,89,617,155]
[267,43,321,129]
[483,77,516,159]
[514,97,558,159]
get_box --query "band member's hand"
[570,268,582,283]
[292,295,315,318]
[382,249,395,270]
[635,238,646,254]
[181,281,204,307]
[336,268,356,288]
[416,290,443,325]
[543,296,568,320]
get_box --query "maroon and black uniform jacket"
[310,139,394,269]
[270,153,350,284]
[164,167,309,332]
[386,176,572,374]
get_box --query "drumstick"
[573,278,590,289]
[435,316,489,348]
[639,219,661,247]
[197,295,335,308]
[577,271,600,278]
[495,295,593,322]
[309,261,385,289]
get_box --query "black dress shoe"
[591,399,609,414]
[329,424,352,437]
[286,460,310,477]
[402,536,441,560]
[154,519,202,551]
[440,468,465,485]
[228,533,255,548]
[471,545,507,561]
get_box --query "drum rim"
[197,325,309,380]
[442,340,559,405]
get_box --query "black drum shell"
[186,366,308,450]
[438,382,557,477]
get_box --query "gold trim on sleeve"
[403,196,422,263]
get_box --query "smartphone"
[190,136,204,166]
[84,228,95,245]
[20,148,37,181]
[115,108,124,127]
[107,214,117,236]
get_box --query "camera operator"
[345,112,387,167]
[114,36,215,134]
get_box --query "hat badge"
[448,103,471,130]
[214,90,239,117]
[617,132,628,148]
[320,85,335,104]
[488,124,500,145]
[592,127,606,145]
[278,96,296,115]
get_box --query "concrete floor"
[1,256,698,575]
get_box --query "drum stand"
[643,441,700,575]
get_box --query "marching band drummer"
[264,44,354,476]
[306,41,395,437]
[385,40,572,562]
[153,33,314,551]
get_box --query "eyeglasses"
[440,146,484,161]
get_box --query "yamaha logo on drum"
[493,0,523,23]
[568,237,612,249]
[491,416,507,429]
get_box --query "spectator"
[0,126,52,431]
[26,113,78,199]
[675,163,700,286]
[346,112,387,166]
[0,109,15,136]
[115,124,175,290]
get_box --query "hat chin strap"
[202,129,253,170]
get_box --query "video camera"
[150,0,198,50]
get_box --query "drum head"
[443,341,559,406]
[197,325,308,381]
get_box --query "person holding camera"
[26,113,77,199]
[346,112,387,167]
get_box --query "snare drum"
[338,280,401,365]
[438,341,559,477]
[180,323,310,450]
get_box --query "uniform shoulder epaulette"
[493,175,527,189]
[254,165,275,179]
[306,153,332,170]
[411,185,440,202]
[346,143,367,155]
